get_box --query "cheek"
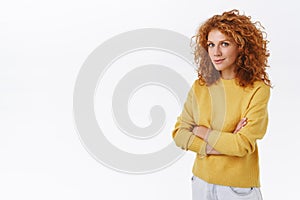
[233,52,240,61]
[208,49,214,58]
[228,49,239,60]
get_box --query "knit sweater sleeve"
[207,84,270,157]
[172,81,207,154]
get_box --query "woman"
[172,9,271,200]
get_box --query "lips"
[214,58,225,64]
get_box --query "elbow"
[235,143,256,157]
[172,129,191,150]
[234,134,257,157]
[173,135,186,150]
[172,129,182,148]
[235,150,248,157]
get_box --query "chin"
[213,66,223,71]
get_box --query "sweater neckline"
[220,77,237,86]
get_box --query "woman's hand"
[192,125,209,139]
[192,126,220,155]
[192,118,247,155]
[233,118,247,134]
[192,117,248,138]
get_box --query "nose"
[213,46,222,57]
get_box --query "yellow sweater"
[172,78,270,188]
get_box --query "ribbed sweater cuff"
[188,135,207,156]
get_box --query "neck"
[220,71,235,80]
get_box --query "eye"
[221,42,229,47]
[207,43,214,48]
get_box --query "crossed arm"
[192,118,247,155]
[172,82,270,157]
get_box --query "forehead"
[207,29,230,41]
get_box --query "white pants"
[191,175,263,200]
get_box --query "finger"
[239,118,247,127]
[240,118,247,123]
[234,118,248,134]
[238,118,246,125]
[235,123,244,133]
[192,126,198,134]
[237,120,245,128]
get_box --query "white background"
[1,0,299,199]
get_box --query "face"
[207,29,240,79]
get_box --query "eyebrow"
[207,39,230,43]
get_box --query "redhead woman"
[172,9,271,200]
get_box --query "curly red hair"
[192,9,271,87]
